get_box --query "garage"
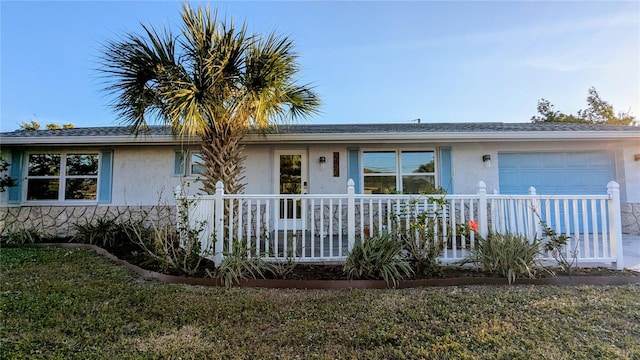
[498,151,616,195]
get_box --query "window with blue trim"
[26,152,100,201]
[362,150,436,194]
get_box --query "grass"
[2,247,639,359]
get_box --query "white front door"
[274,150,308,230]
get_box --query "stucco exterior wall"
[2,139,639,234]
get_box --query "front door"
[274,150,308,230]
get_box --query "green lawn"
[1,247,639,359]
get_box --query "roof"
[1,122,639,146]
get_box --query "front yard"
[1,247,639,359]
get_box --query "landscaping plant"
[72,217,136,249]
[211,240,276,288]
[540,222,578,275]
[128,197,210,276]
[462,232,542,284]
[344,234,413,287]
[0,227,44,246]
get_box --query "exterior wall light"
[482,154,491,168]
[319,156,326,169]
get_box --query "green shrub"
[72,217,138,249]
[540,222,578,275]
[391,198,449,277]
[462,232,542,284]
[126,199,210,276]
[344,234,413,288]
[212,240,275,288]
[0,228,44,245]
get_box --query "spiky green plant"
[462,232,542,284]
[344,234,413,288]
[213,240,275,288]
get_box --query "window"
[362,150,436,194]
[26,152,99,201]
[190,152,205,175]
[175,151,206,176]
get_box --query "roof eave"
[1,130,638,146]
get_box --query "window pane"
[402,175,436,194]
[364,176,396,194]
[402,151,434,173]
[27,179,59,200]
[279,155,302,194]
[363,152,396,174]
[191,153,205,175]
[65,179,98,200]
[66,154,99,175]
[28,154,60,176]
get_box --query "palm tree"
[99,5,320,194]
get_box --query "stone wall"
[622,203,640,235]
[0,205,175,239]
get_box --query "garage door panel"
[499,152,615,232]
[499,152,615,195]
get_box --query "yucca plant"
[462,232,542,284]
[344,234,413,288]
[0,228,43,245]
[212,240,276,288]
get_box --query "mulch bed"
[33,243,640,289]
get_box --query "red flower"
[468,220,479,232]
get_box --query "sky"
[1,1,638,131]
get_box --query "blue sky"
[1,1,638,131]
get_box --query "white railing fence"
[176,180,624,269]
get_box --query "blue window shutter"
[7,150,23,203]
[347,148,361,193]
[174,151,186,176]
[439,147,453,193]
[98,150,113,204]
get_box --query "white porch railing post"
[607,181,624,270]
[347,179,355,252]
[528,186,539,240]
[174,185,183,246]
[477,181,488,238]
[214,181,225,266]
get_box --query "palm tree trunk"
[200,125,247,195]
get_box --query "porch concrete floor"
[623,235,640,272]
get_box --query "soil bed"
[33,243,640,288]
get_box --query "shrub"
[211,240,276,288]
[127,197,210,276]
[391,197,449,277]
[462,232,542,284]
[72,217,135,249]
[540,222,578,275]
[0,228,44,245]
[344,234,413,288]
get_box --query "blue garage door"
[499,152,615,232]
[498,152,615,195]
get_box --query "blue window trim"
[98,150,113,204]
[438,147,453,193]
[7,150,24,204]
[347,147,361,193]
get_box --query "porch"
[177,180,625,269]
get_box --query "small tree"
[531,87,635,126]
[0,154,16,192]
[19,120,40,131]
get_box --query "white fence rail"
[177,180,624,269]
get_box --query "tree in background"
[18,121,74,131]
[0,154,16,192]
[99,5,320,194]
[531,87,635,126]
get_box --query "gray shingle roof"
[1,122,639,139]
